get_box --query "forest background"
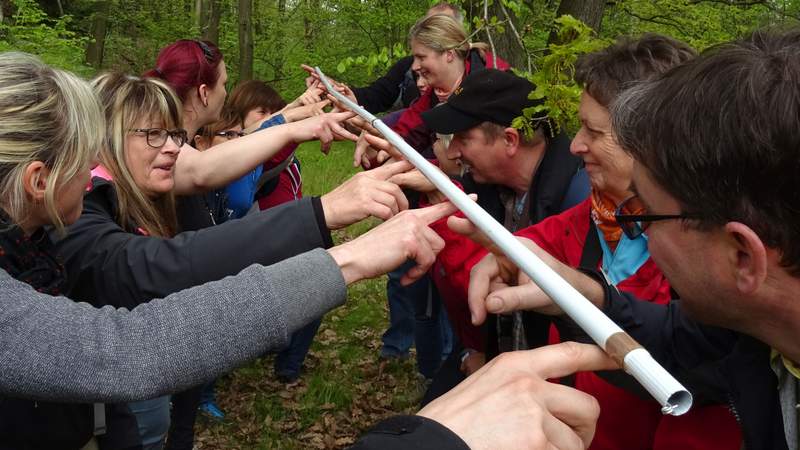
[4,0,800,130]
[3,0,800,448]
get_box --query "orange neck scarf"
[590,190,644,249]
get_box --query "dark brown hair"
[226,80,286,127]
[576,33,696,108]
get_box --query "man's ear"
[723,222,768,294]
[22,161,50,203]
[446,50,455,63]
[503,127,520,156]
[198,84,209,107]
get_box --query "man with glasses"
[466,30,800,449]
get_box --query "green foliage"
[514,15,608,136]
[0,0,93,76]
[603,0,799,51]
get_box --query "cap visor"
[421,103,482,134]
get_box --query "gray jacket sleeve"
[0,248,346,404]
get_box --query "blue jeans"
[274,318,323,376]
[128,396,170,450]
[382,261,453,378]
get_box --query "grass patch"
[195,140,420,449]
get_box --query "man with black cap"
[419,68,589,398]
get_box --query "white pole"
[316,68,692,416]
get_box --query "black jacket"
[350,415,469,450]
[593,273,788,450]
[486,132,587,357]
[352,56,418,114]
[55,178,333,308]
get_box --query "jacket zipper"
[727,393,751,450]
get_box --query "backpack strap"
[93,403,106,436]
[255,153,294,193]
[580,218,603,270]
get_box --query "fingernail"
[487,296,502,311]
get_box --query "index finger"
[301,64,318,76]
[410,200,461,225]
[523,342,619,380]
[372,159,414,179]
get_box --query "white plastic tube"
[316,68,692,415]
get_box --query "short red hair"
[144,39,223,102]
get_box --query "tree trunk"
[85,0,110,69]
[203,0,221,43]
[486,0,526,70]
[272,0,286,80]
[194,0,203,30]
[238,0,254,81]
[552,0,605,36]
[303,0,319,52]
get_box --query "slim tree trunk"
[272,0,286,80]
[85,0,110,69]
[202,0,221,43]
[238,0,253,81]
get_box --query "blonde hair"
[409,14,489,60]
[92,72,180,237]
[0,52,103,233]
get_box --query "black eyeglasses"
[614,196,699,239]
[214,130,246,140]
[129,128,188,148]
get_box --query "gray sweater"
[0,248,345,403]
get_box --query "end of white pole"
[623,348,693,416]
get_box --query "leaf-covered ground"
[195,142,423,448]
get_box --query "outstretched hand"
[320,160,415,230]
[448,216,605,325]
[418,342,618,450]
[327,200,461,285]
[287,111,359,154]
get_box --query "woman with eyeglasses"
[50,69,390,448]
[449,35,741,450]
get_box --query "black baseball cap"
[421,69,546,134]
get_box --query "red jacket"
[431,198,741,450]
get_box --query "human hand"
[301,63,321,87]
[359,133,405,168]
[450,216,605,325]
[388,168,439,193]
[320,160,414,230]
[353,131,400,169]
[286,111,359,154]
[327,200,460,285]
[283,99,331,123]
[418,342,619,450]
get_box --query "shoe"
[199,400,225,421]
[275,368,300,383]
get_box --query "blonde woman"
[51,71,417,447]
[0,51,468,450]
[0,52,140,450]
[356,14,508,168]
